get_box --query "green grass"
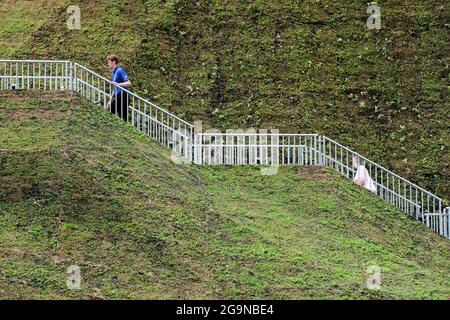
[0,0,448,199]
[0,92,448,299]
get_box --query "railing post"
[198,133,203,165]
[446,207,450,239]
[193,133,200,165]
[188,127,193,163]
[314,135,317,165]
[68,62,73,91]
[193,135,197,164]
[318,135,323,166]
[73,63,77,92]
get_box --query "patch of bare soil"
[0,90,73,102]
[297,166,332,181]
[0,91,78,121]
[0,108,67,122]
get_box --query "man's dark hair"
[107,55,119,64]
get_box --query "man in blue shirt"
[106,55,132,121]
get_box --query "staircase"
[1,59,448,239]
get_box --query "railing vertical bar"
[20,62,24,90]
[15,62,18,89]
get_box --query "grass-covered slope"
[0,0,448,199]
[0,92,449,299]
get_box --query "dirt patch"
[0,91,73,102]
[0,108,67,122]
[0,175,25,201]
[0,91,78,121]
[297,166,332,181]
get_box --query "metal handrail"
[198,133,319,136]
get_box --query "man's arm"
[107,80,131,108]
[106,84,115,109]
[112,80,131,87]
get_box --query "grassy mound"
[0,92,448,299]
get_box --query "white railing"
[0,59,448,239]
[194,133,320,166]
[0,60,72,91]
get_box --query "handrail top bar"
[198,133,319,136]
[321,135,443,201]
[0,59,71,63]
[194,144,311,147]
[74,62,194,129]
[0,75,68,78]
